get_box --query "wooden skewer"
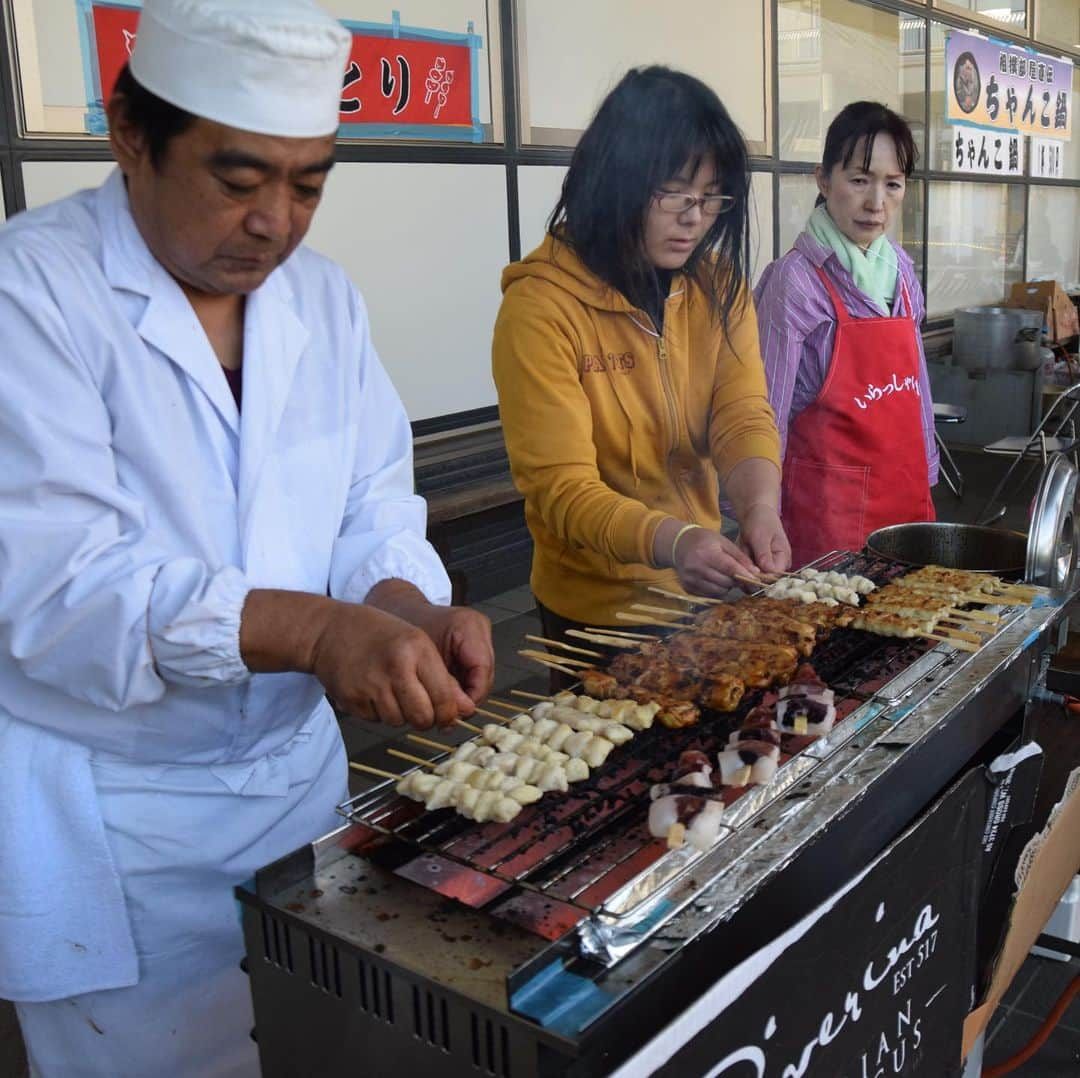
[567,630,638,649]
[474,706,511,722]
[407,733,453,752]
[519,648,591,668]
[523,634,604,659]
[510,689,550,702]
[950,608,999,623]
[733,573,768,589]
[935,624,984,645]
[940,619,993,637]
[349,761,401,780]
[584,626,660,640]
[486,697,524,712]
[924,633,978,652]
[519,652,582,677]
[616,611,685,627]
[457,718,483,733]
[647,585,721,606]
[387,748,437,769]
[631,603,694,619]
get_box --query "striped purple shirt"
[753,232,939,485]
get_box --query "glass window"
[778,172,924,281]
[1035,0,1080,55]
[926,181,1025,317]
[7,0,503,142]
[517,0,768,151]
[778,0,926,165]
[934,0,1026,33]
[1027,186,1080,290]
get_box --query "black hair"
[548,66,751,334]
[815,101,918,205]
[110,63,197,169]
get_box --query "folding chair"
[978,382,1080,526]
[933,402,967,499]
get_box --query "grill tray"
[337,552,1020,952]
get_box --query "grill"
[237,551,1069,1077]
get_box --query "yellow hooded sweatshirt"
[492,235,782,625]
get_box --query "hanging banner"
[946,28,1072,141]
[1031,137,1065,179]
[950,122,1024,176]
[78,2,483,142]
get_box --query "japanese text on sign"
[81,2,483,142]
[946,28,1072,141]
[951,122,1024,176]
[1032,138,1065,179]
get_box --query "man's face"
[111,113,336,298]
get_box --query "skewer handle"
[348,761,401,781]
[524,634,603,659]
[407,732,453,752]
[510,689,550,702]
[631,603,693,619]
[647,585,721,606]
[518,651,581,676]
[474,706,511,722]
[616,611,684,627]
[518,648,591,668]
[584,626,660,640]
[567,630,638,649]
[924,633,978,652]
[486,697,525,712]
[387,748,437,768]
[456,718,483,733]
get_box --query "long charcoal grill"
[237,551,1071,1077]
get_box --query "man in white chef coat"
[0,1,494,1074]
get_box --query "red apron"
[781,266,935,568]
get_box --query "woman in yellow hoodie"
[492,66,789,639]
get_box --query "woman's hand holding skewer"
[655,519,764,596]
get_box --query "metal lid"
[1025,453,1079,595]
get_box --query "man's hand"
[308,603,473,730]
[673,526,764,596]
[394,604,495,705]
[737,504,792,574]
[364,580,495,707]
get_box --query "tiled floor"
[1,440,1075,1075]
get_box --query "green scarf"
[806,204,898,316]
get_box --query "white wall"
[304,161,508,420]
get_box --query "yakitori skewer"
[584,626,660,639]
[457,718,484,733]
[485,697,525,712]
[474,706,514,722]
[523,634,604,659]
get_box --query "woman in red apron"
[754,102,939,568]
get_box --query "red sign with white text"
[87,3,477,135]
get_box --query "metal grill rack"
[337,551,1022,939]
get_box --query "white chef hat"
[129,0,351,138]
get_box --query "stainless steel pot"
[953,307,1045,370]
[865,522,1028,577]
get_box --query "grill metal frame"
[238,557,1070,1077]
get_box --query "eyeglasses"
[653,191,735,216]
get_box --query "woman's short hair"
[110,63,196,169]
[548,66,751,334]
[819,101,918,195]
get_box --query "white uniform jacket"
[0,168,451,1001]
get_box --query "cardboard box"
[1007,280,1080,344]
[962,758,1080,1058]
